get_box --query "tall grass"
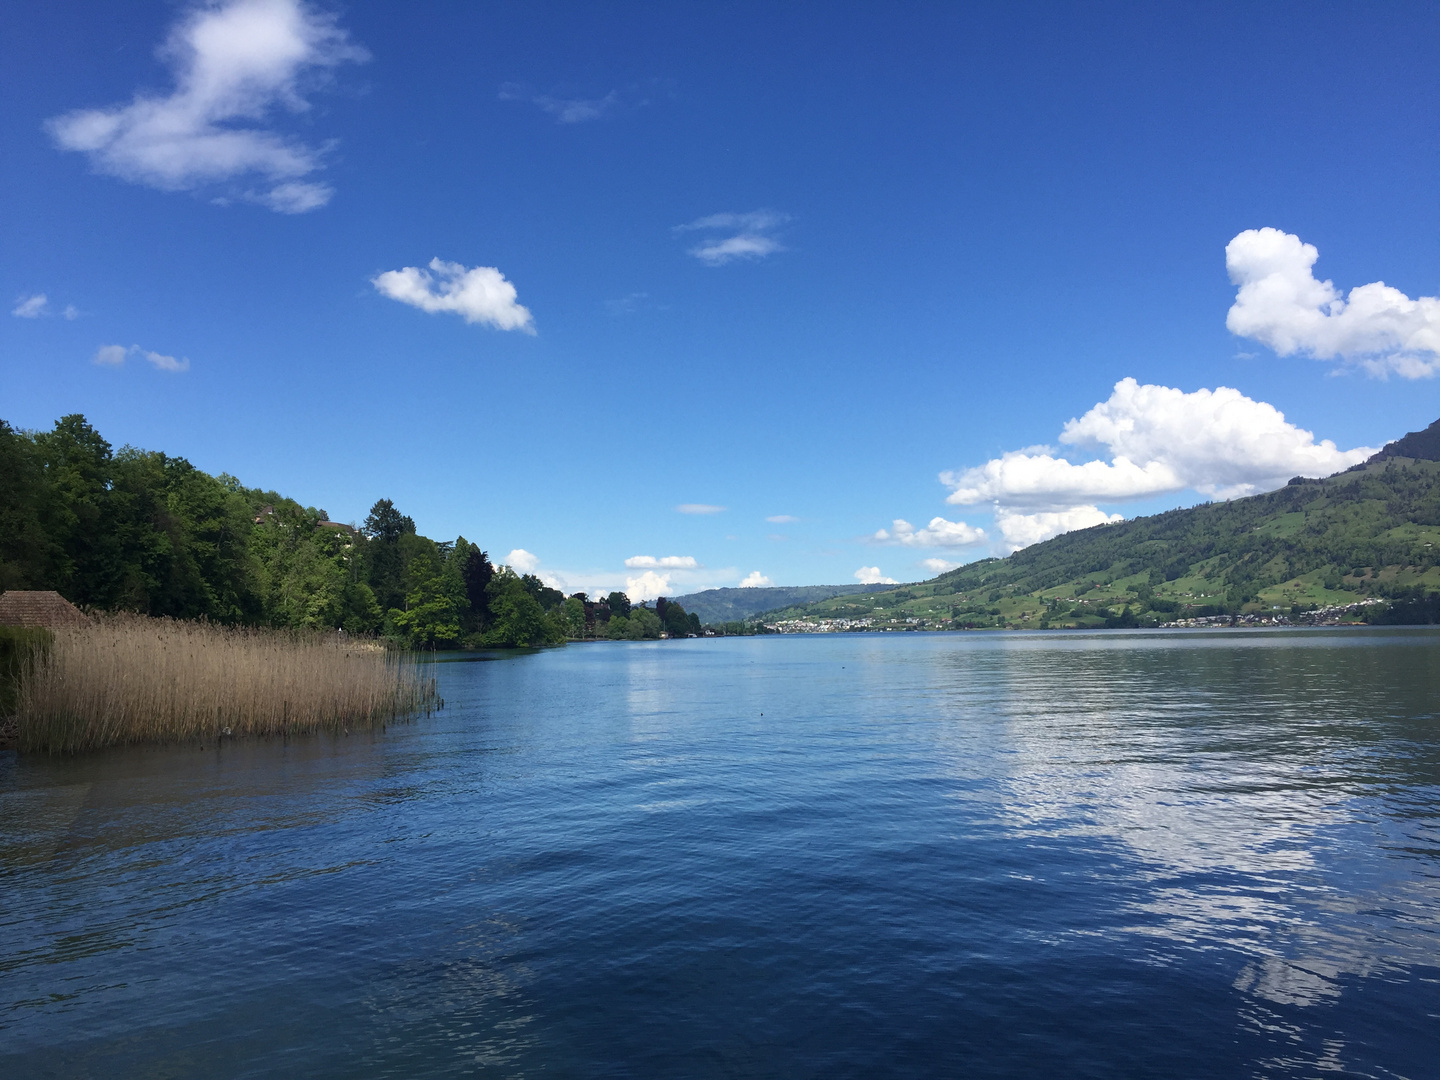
[15,614,437,754]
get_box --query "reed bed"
[15,614,437,754]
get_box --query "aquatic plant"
[14,614,437,754]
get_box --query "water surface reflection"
[2,630,1438,1078]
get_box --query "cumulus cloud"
[505,548,540,573]
[92,343,190,371]
[676,503,725,515]
[854,566,898,585]
[993,507,1123,551]
[624,570,672,601]
[1226,227,1440,378]
[372,259,535,332]
[873,516,986,548]
[674,210,788,266]
[943,378,1373,510]
[46,0,366,213]
[938,377,1374,553]
[625,555,699,569]
[12,294,48,318]
[738,571,773,588]
[920,558,961,574]
[499,82,620,124]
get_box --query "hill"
[673,584,897,625]
[764,451,1440,630]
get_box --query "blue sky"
[4,1,1440,598]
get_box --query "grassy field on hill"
[765,456,1440,630]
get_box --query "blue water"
[3,630,1439,1078]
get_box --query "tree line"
[0,415,702,648]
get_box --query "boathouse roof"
[0,590,90,629]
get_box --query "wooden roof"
[0,591,90,629]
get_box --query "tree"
[483,569,564,647]
[363,498,415,543]
[391,549,464,648]
[0,420,56,591]
[559,595,587,638]
[461,545,494,630]
[607,591,631,618]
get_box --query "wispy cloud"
[739,571,773,587]
[499,82,621,124]
[12,294,48,318]
[674,210,789,266]
[1227,227,1440,378]
[624,555,699,569]
[372,258,535,332]
[46,0,366,213]
[676,503,725,515]
[605,291,650,315]
[93,343,190,372]
[765,514,799,524]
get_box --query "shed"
[0,591,91,629]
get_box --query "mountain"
[1364,417,1440,466]
[672,584,899,625]
[763,447,1440,630]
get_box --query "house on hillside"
[0,591,90,629]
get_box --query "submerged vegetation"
[13,615,437,755]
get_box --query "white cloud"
[12,294,47,318]
[674,210,788,266]
[766,514,799,524]
[994,507,1123,551]
[624,570,672,601]
[140,348,189,372]
[499,83,619,124]
[873,516,986,548]
[943,378,1373,509]
[372,258,535,332]
[46,0,366,213]
[738,571,773,588]
[676,503,725,514]
[92,343,189,371]
[938,377,1375,553]
[1226,227,1440,378]
[63,304,80,320]
[505,548,540,573]
[920,558,961,574]
[624,555,699,569]
[854,566,898,585]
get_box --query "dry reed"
[15,614,437,754]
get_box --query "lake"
[2,629,1438,1078]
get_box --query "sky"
[4,1,1440,600]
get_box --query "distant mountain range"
[758,418,1440,629]
[672,584,899,624]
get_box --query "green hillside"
[673,584,896,624]
[765,451,1440,631]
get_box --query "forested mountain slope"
[673,584,894,624]
[768,449,1440,630]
